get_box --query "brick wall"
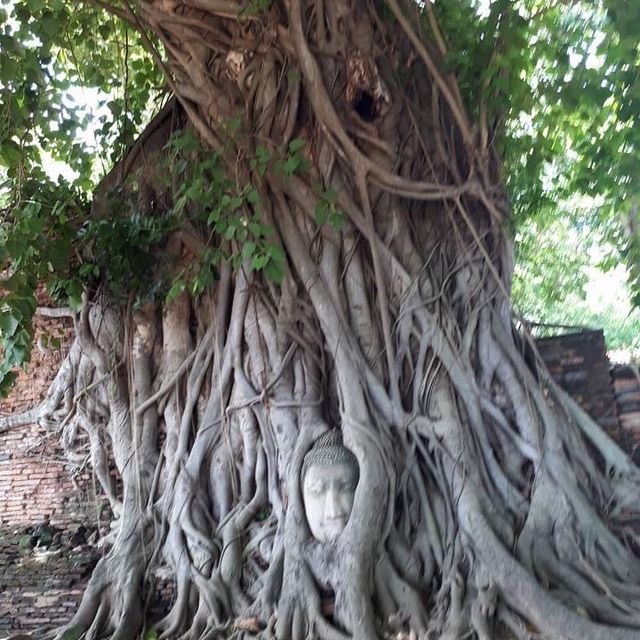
[0,301,106,637]
[0,530,100,637]
[535,329,620,438]
[610,364,640,465]
[0,309,97,528]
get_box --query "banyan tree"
[1,1,640,639]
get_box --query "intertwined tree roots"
[3,0,640,638]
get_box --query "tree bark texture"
[3,0,640,638]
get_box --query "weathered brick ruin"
[0,323,637,636]
[536,329,640,461]
[0,302,102,637]
[611,364,640,465]
[0,315,91,527]
[535,330,619,438]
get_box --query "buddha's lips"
[324,516,348,527]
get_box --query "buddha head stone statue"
[301,430,359,542]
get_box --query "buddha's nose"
[325,486,341,518]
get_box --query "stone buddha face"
[301,431,359,543]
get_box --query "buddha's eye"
[306,484,325,496]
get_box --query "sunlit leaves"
[0,0,164,188]
[514,215,640,352]
[512,213,592,320]
[433,0,640,331]
[0,0,169,393]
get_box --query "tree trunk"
[4,0,640,638]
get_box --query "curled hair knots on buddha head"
[301,429,359,482]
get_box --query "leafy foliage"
[0,176,86,393]
[314,187,344,230]
[162,129,286,297]
[512,213,592,322]
[434,1,640,235]
[513,214,640,354]
[0,0,167,391]
[77,198,175,304]
[0,0,165,184]
[433,0,640,349]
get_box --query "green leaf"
[0,371,18,397]
[65,281,84,311]
[282,156,300,176]
[315,202,329,225]
[288,138,305,153]
[246,187,259,204]
[0,313,20,338]
[0,139,23,169]
[251,254,269,270]
[61,627,82,640]
[166,279,186,302]
[323,188,338,203]
[264,257,284,284]
[330,211,345,230]
[242,241,256,260]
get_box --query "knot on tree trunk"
[345,50,389,123]
[226,49,252,84]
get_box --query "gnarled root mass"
[3,0,640,638]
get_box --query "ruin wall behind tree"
[0,298,102,637]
